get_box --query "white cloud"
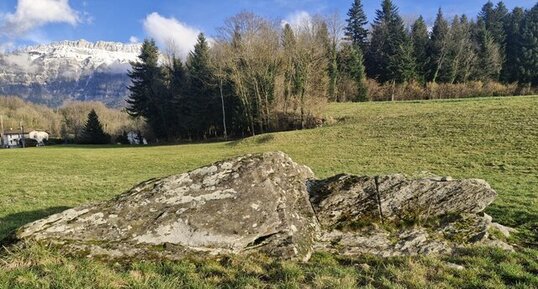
[143,12,203,60]
[129,36,139,44]
[102,61,132,74]
[282,11,313,31]
[1,0,80,37]
[2,53,38,73]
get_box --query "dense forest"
[127,0,538,141]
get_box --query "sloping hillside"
[0,96,537,288]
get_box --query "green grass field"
[1,96,537,288]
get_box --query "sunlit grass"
[0,96,537,288]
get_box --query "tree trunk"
[391,80,396,102]
[219,78,227,139]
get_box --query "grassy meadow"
[0,96,537,288]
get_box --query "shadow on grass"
[486,205,538,247]
[41,139,235,150]
[0,206,70,246]
[42,144,164,150]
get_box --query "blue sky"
[0,0,534,52]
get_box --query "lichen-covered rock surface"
[12,152,513,260]
[15,152,320,261]
[308,174,497,228]
[311,174,511,257]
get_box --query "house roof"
[2,129,48,136]
[2,131,28,135]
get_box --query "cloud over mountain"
[143,12,203,60]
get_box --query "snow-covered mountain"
[0,40,142,107]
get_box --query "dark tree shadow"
[0,206,70,246]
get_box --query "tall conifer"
[187,33,219,137]
[345,0,369,51]
[502,7,525,82]
[428,9,451,83]
[126,39,169,140]
[79,109,110,144]
[367,0,414,83]
[411,16,429,82]
[518,4,538,85]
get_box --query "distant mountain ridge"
[0,40,142,107]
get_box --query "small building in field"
[1,130,49,148]
[1,131,28,148]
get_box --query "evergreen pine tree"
[502,7,525,82]
[282,24,296,49]
[389,39,416,84]
[282,24,298,104]
[447,15,476,83]
[493,2,509,44]
[518,4,538,85]
[327,46,339,101]
[126,39,170,140]
[167,56,188,138]
[345,0,369,52]
[79,109,110,145]
[427,8,451,83]
[478,1,509,46]
[411,16,429,82]
[478,1,495,28]
[313,21,339,101]
[474,21,503,81]
[338,43,368,102]
[327,44,339,102]
[366,0,414,83]
[187,33,219,138]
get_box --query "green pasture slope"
[0,96,537,288]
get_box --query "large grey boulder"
[309,174,497,229]
[11,152,511,260]
[15,152,320,261]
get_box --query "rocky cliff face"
[0,40,141,107]
[9,152,514,261]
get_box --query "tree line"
[349,0,538,96]
[127,0,538,141]
[0,96,144,143]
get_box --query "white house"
[1,130,49,148]
[1,131,28,148]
